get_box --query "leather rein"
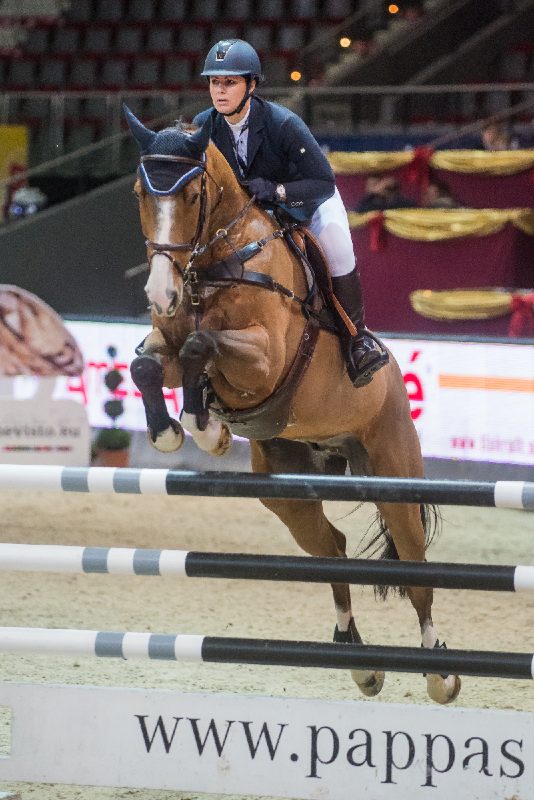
[141,153,320,320]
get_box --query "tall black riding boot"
[331,269,389,388]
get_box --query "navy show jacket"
[193,95,336,221]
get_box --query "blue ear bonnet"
[140,156,205,196]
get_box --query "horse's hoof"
[147,420,185,453]
[351,670,385,697]
[426,673,461,705]
[209,423,233,456]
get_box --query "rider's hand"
[243,178,277,202]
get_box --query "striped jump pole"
[0,465,533,509]
[0,626,533,680]
[2,543,534,592]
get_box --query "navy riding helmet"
[201,39,263,82]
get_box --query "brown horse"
[125,107,460,705]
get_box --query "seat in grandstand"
[69,58,99,89]
[224,0,253,20]
[175,25,207,55]
[191,0,221,21]
[24,27,50,55]
[160,56,194,89]
[158,0,189,22]
[63,0,92,22]
[243,23,273,51]
[38,56,68,89]
[49,26,80,55]
[100,57,130,89]
[275,23,307,51]
[83,27,113,55]
[127,0,158,23]
[260,0,285,19]
[145,26,174,54]
[115,26,144,55]
[290,0,319,19]
[94,0,125,24]
[6,57,35,88]
[130,57,161,89]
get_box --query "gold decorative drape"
[410,289,514,320]
[329,148,534,176]
[347,208,534,240]
[410,289,534,336]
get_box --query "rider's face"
[209,75,248,115]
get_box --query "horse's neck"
[205,148,307,296]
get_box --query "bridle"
[140,151,259,298]
[140,150,324,326]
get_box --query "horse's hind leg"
[250,438,384,698]
[363,386,461,704]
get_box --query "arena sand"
[0,489,532,799]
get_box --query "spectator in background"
[7,186,47,221]
[421,177,464,209]
[355,173,417,212]
[478,121,520,151]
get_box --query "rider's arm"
[275,113,336,208]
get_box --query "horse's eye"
[190,193,199,205]
[132,189,141,200]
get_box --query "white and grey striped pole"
[0,465,533,509]
[1,543,534,592]
[0,627,532,680]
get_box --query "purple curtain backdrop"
[352,223,534,336]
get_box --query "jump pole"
[1,543,534,592]
[0,464,533,509]
[0,626,533,680]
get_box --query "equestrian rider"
[194,39,388,388]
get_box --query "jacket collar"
[212,96,266,178]
[245,95,265,172]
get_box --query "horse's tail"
[358,504,442,600]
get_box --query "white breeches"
[307,187,356,277]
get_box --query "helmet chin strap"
[220,77,254,118]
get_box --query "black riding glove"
[243,178,277,203]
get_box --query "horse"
[124,106,461,705]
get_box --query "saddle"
[284,226,357,337]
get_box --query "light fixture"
[388,3,400,13]
[339,36,351,48]
[290,70,302,82]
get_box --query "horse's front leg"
[178,330,232,456]
[179,324,275,456]
[130,328,185,453]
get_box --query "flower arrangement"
[92,346,131,464]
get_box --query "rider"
[193,39,388,388]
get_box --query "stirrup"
[348,334,389,388]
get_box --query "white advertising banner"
[0,683,532,799]
[7,320,534,466]
[387,338,534,467]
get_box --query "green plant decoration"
[93,346,132,452]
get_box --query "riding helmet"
[201,39,263,81]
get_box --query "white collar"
[225,107,251,133]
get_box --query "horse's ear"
[187,116,212,157]
[123,103,156,153]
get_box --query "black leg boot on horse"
[331,268,389,388]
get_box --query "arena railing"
[0,82,533,199]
